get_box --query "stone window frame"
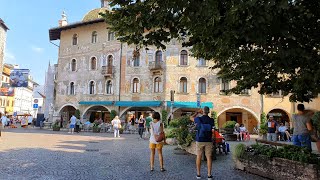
[91,31,97,44]
[198,77,207,94]
[89,80,96,95]
[179,50,189,66]
[71,59,77,72]
[108,31,115,41]
[105,80,113,95]
[220,78,231,95]
[72,34,78,45]
[90,56,98,70]
[69,81,76,95]
[155,50,163,63]
[132,77,140,93]
[197,58,207,67]
[179,77,188,93]
[153,76,162,93]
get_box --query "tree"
[102,0,320,102]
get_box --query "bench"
[256,139,289,148]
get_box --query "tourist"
[239,124,248,141]
[68,114,76,134]
[75,118,81,133]
[28,115,33,127]
[149,112,166,172]
[144,113,153,138]
[1,114,7,129]
[190,106,214,180]
[111,116,121,138]
[278,123,288,141]
[292,104,313,151]
[266,115,278,142]
[138,115,145,139]
[233,123,240,141]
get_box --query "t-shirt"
[28,116,33,123]
[138,118,145,128]
[1,116,7,124]
[145,116,152,127]
[278,126,287,133]
[292,114,310,135]
[266,120,278,133]
[194,115,214,142]
[239,127,246,132]
[70,116,76,125]
[111,119,121,129]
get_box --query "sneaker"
[207,175,213,180]
[196,175,201,179]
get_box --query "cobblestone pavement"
[0,128,266,180]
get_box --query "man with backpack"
[190,106,214,180]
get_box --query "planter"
[259,134,267,140]
[220,128,234,134]
[92,127,101,133]
[235,153,320,180]
[53,127,60,131]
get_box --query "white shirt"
[28,116,33,123]
[150,121,161,144]
[111,119,121,128]
[239,126,246,132]
[1,116,7,124]
[278,126,287,133]
[70,115,77,125]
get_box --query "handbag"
[152,122,165,142]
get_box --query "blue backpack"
[198,117,213,138]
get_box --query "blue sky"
[0,0,100,85]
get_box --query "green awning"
[167,101,213,108]
[79,101,114,105]
[115,101,162,107]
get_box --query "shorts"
[149,142,163,149]
[70,124,75,129]
[196,142,213,157]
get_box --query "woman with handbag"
[149,112,166,172]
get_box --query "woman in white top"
[111,116,121,138]
[149,112,166,172]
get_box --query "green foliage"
[164,127,176,138]
[75,109,80,119]
[211,111,218,128]
[110,110,117,121]
[222,121,236,129]
[161,110,168,127]
[52,120,60,128]
[259,123,268,135]
[168,116,196,147]
[102,0,320,102]
[234,143,246,159]
[249,144,320,165]
[311,111,320,135]
[260,112,267,125]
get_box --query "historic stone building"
[49,0,319,132]
[0,18,9,87]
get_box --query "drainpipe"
[118,42,123,115]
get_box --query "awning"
[79,101,114,105]
[167,101,213,108]
[115,101,162,107]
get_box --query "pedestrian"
[68,114,76,134]
[111,116,121,138]
[149,112,166,172]
[292,104,313,151]
[28,115,33,127]
[1,114,7,129]
[145,113,153,138]
[138,115,145,139]
[75,118,81,133]
[266,115,278,142]
[190,106,214,180]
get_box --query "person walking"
[145,113,153,138]
[111,116,121,138]
[138,115,145,139]
[190,106,214,180]
[1,114,7,129]
[68,114,76,134]
[292,104,313,151]
[27,115,33,128]
[266,115,278,142]
[149,112,166,172]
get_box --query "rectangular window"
[241,89,249,95]
[198,58,206,66]
[133,56,140,67]
[108,32,115,41]
[220,79,230,93]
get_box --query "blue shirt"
[195,115,214,142]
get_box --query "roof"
[49,18,105,41]
[82,8,107,22]
[0,18,9,30]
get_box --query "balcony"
[101,65,115,77]
[148,61,164,73]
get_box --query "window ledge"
[219,91,231,96]
[177,92,189,95]
[198,93,207,95]
[239,94,251,96]
[196,65,208,67]
[177,65,189,67]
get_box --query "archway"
[83,106,110,123]
[218,107,259,133]
[267,109,290,125]
[120,107,159,124]
[59,105,77,128]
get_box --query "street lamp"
[170,90,175,120]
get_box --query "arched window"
[132,78,139,93]
[180,77,188,93]
[91,57,97,70]
[155,50,162,64]
[71,59,76,71]
[180,50,188,65]
[106,80,112,94]
[154,77,161,93]
[70,82,75,95]
[107,55,113,66]
[72,34,78,45]
[89,81,95,94]
[199,78,206,93]
[91,31,97,43]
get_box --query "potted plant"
[221,121,236,134]
[52,120,61,131]
[311,111,320,152]
[259,124,268,140]
[92,119,102,133]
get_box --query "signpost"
[33,104,38,109]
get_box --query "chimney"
[59,11,68,27]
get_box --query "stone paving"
[0,128,266,180]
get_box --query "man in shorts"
[191,106,214,180]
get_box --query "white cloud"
[4,49,16,64]
[31,45,44,53]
